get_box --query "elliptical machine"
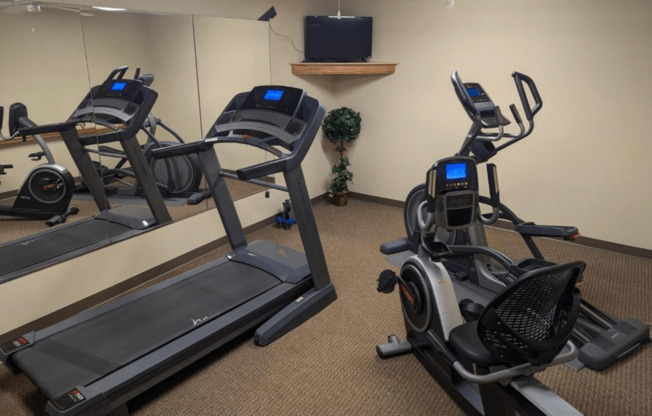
[0,103,78,226]
[377,154,586,415]
[382,70,650,371]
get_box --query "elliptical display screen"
[446,163,467,180]
[466,87,480,97]
[431,157,478,196]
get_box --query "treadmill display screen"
[111,81,128,92]
[263,89,284,101]
[466,87,480,97]
[446,163,467,180]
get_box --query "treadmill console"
[208,85,318,154]
[427,156,479,229]
[71,78,149,124]
[67,75,157,145]
[98,79,143,100]
[240,85,305,116]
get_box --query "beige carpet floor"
[1,197,650,415]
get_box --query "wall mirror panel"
[0,5,92,247]
[80,9,204,245]
[194,15,272,173]
[0,4,272,282]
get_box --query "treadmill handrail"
[219,98,325,180]
[150,141,211,158]
[152,89,326,181]
[210,121,298,149]
[18,120,79,138]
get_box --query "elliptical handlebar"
[452,70,543,161]
[512,71,542,121]
[478,163,500,225]
[493,71,543,153]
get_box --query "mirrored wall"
[0,3,271,281]
[0,4,90,249]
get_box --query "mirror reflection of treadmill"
[0,73,171,283]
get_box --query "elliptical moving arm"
[494,71,542,152]
[452,70,542,162]
[478,163,500,225]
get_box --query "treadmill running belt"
[13,261,280,398]
[1,220,130,281]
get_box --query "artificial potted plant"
[323,106,361,206]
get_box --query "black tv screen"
[304,16,372,63]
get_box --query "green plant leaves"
[323,107,361,144]
[323,107,361,194]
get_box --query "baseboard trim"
[350,192,652,261]
[349,191,403,208]
[489,218,652,260]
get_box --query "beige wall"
[2,0,650,335]
[324,0,652,250]
[0,8,88,190]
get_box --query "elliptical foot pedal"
[380,238,411,255]
[577,318,650,370]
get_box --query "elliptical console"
[427,156,479,230]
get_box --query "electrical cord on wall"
[268,21,303,54]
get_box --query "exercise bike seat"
[449,320,498,367]
[449,261,585,370]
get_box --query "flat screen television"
[304,16,373,63]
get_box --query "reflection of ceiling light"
[91,6,127,12]
[26,3,42,13]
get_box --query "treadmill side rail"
[254,283,338,346]
[46,385,122,416]
[0,331,35,374]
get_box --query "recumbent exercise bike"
[377,154,586,416]
[0,103,78,226]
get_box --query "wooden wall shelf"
[291,62,397,75]
[0,126,115,149]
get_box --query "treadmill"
[1,85,337,416]
[0,71,172,283]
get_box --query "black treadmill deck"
[13,261,280,398]
[0,220,131,283]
